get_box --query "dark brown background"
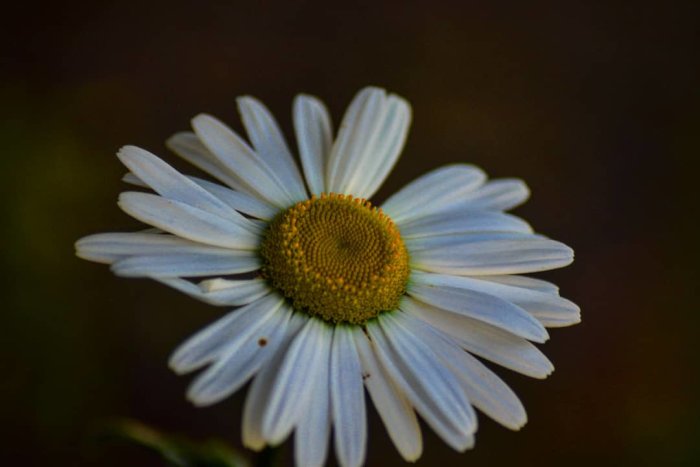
[2,1,698,465]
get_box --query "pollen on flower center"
[260,193,410,324]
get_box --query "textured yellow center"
[260,193,410,324]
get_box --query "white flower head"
[76,86,579,467]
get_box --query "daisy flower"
[76,86,579,467]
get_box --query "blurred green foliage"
[100,419,250,467]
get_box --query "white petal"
[355,96,412,198]
[452,353,527,430]
[117,145,235,218]
[166,131,249,192]
[410,178,530,216]
[353,330,422,462]
[75,232,235,264]
[533,314,581,328]
[124,170,277,221]
[152,277,205,300]
[243,360,277,450]
[480,275,560,294]
[118,191,260,250]
[158,278,271,307]
[122,171,148,188]
[326,87,382,193]
[200,277,268,295]
[330,327,367,467]
[399,211,533,238]
[412,271,580,328]
[242,313,306,451]
[407,231,544,251]
[411,235,574,275]
[192,114,299,207]
[169,293,285,374]
[401,297,553,378]
[459,178,530,211]
[401,314,527,430]
[381,164,486,223]
[261,318,332,445]
[293,94,332,196]
[188,176,278,220]
[367,314,476,452]
[137,227,164,234]
[294,326,332,467]
[326,87,412,198]
[382,314,479,429]
[237,96,307,201]
[187,305,292,406]
[408,282,549,343]
[111,251,259,278]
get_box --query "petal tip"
[191,113,215,128]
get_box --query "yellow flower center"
[260,193,410,324]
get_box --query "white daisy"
[75,87,579,467]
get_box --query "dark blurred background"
[2,1,698,465]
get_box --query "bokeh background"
[2,1,698,465]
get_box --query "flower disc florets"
[260,193,410,324]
